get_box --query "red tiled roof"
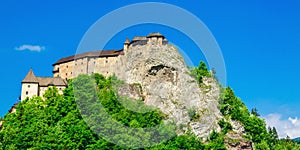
[53,50,123,65]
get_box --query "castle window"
[71,72,72,75]
[106,60,108,63]
[28,85,30,88]
[66,65,68,68]
[81,62,83,65]
[26,91,28,95]
[106,57,108,59]
[66,73,68,76]
[59,88,62,91]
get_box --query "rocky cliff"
[115,43,221,138]
[114,43,253,149]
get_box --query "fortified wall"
[52,32,168,80]
[21,32,168,100]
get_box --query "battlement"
[124,32,168,50]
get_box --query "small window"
[66,73,68,76]
[75,63,77,66]
[26,91,28,95]
[66,65,68,68]
[81,62,83,65]
[59,88,62,90]
[71,72,72,75]
[28,85,30,88]
[106,60,108,63]
[94,61,96,64]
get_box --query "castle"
[21,32,168,101]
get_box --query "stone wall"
[21,83,39,101]
[93,56,117,77]
[53,56,121,79]
[53,61,75,80]
[52,36,167,81]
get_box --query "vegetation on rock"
[1,61,299,149]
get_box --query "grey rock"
[114,43,223,138]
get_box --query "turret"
[147,32,165,45]
[123,38,130,55]
[21,68,39,101]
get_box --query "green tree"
[251,108,260,117]
[218,119,232,134]
[1,72,299,149]
[190,61,211,83]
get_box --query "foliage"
[205,130,227,150]
[188,107,200,121]
[219,86,300,149]
[1,65,299,149]
[0,73,212,149]
[220,87,270,146]
[218,119,232,134]
[251,108,260,117]
[148,133,205,150]
[189,61,211,83]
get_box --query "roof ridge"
[22,68,39,83]
[53,49,123,66]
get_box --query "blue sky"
[1,0,300,138]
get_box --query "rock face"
[224,120,253,150]
[114,43,223,138]
[224,132,253,150]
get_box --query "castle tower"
[21,68,39,101]
[123,38,130,55]
[147,32,165,45]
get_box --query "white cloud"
[15,44,45,52]
[288,117,298,125]
[263,113,300,139]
